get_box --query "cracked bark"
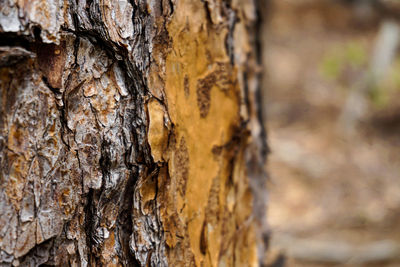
[0,0,267,266]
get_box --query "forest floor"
[262,0,400,266]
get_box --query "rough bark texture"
[0,0,267,266]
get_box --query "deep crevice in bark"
[0,32,34,50]
[84,188,96,266]
[117,170,141,267]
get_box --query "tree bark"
[0,0,267,266]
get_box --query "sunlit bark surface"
[0,0,267,266]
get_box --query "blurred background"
[261,0,400,266]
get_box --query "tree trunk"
[0,0,267,266]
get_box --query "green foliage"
[320,51,342,80]
[370,57,400,108]
[319,40,400,110]
[389,58,400,92]
[319,41,367,81]
[369,85,389,108]
[345,42,367,67]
